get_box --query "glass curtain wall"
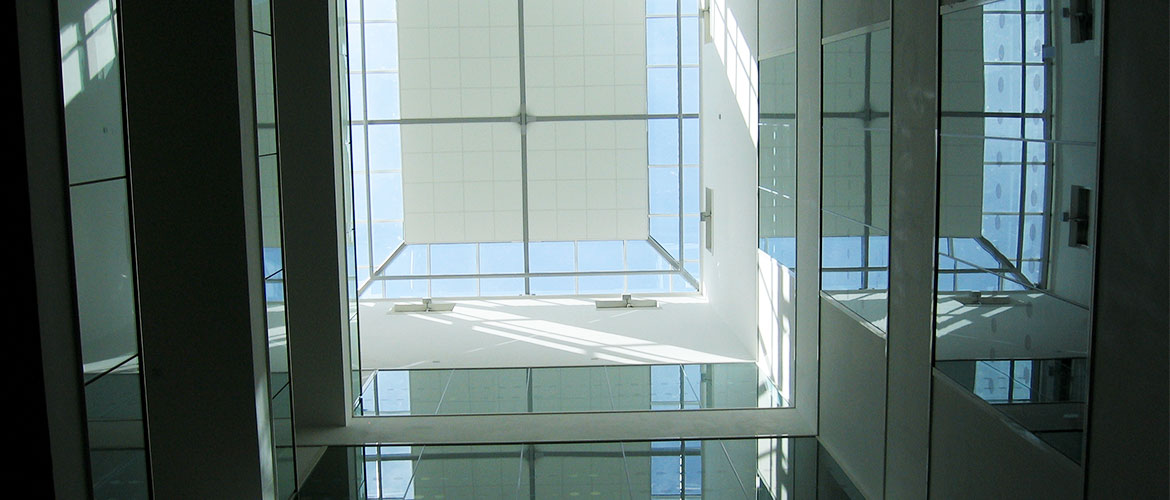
[757,0,798,406]
[354,439,773,499]
[56,0,150,497]
[251,0,297,496]
[935,0,1101,463]
[820,28,891,331]
[338,0,365,420]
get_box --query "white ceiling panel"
[397,0,522,119]
[523,0,647,116]
[526,121,648,242]
[402,122,524,243]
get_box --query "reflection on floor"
[358,362,788,416]
[298,438,864,500]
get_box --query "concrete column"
[272,0,354,429]
[794,0,822,428]
[120,1,275,497]
[883,0,937,497]
[17,2,91,496]
[1083,0,1169,497]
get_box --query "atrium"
[15,0,1167,498]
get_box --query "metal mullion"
[675,0,684,292]
[361,242,406,296]
[69,174,128,188]
[938,133,1084,146]
[526,112,698,122]
[1009,9,1028,288]
[1037,4,1054,289]
[981,161,1040,166]
[365,115,519,126]
[981,61,1044,67]
[984,210,1045,216]
[372,269,684,281]
[517,0,531,296]
[938,110,1047,118]
[357,3,377,297]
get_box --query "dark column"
[272,0,354,429]
[1084,1,1169,497]
[16,1,90,496]
[120,0,275,496]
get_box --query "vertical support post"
[273,0,354,428]
[16,2,91,496]
[1083,1,1169,497]
[883,0,938,497]
[795,0,823,428]
[120,0,275,497]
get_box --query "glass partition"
[757,0,798,407]
[57,0,150,496]
[821,28,891,331]
[339,0,365,418]
[758,52,797,270]
[936,0,1101,463]
[357,363,778,416]
[252,1,297,496]
[299,438,869,499]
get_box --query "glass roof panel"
[349,0,700,298]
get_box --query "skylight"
[345,0,702,298]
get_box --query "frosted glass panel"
[401,123,524,243]
[526,121,648,241]
[397,0,521,118]
[523,0,646,116]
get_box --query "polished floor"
[298,438,863,500]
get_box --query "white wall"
[930,372,1083,499]
[759,0,796,59]
[1046,6,1102,306]
[757,251,796,404]
[817,297,886,500]
[701,0,760,367]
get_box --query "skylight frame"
[346,0,703,299]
